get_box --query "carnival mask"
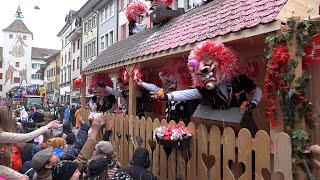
[159,72,177,91]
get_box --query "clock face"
[9,35,27,58]
[10,45,25,58]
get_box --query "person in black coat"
[117,148,157,180]
[56,123,76,145]
[70,105,77,126]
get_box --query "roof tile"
[83,0,288,73]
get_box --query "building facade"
[0,6,58,98]
[57,10,77,103]
[40,52,60,103]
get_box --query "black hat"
[130,148,150,168]
[52,160,78,180]
[88,156,109,176]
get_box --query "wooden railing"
[79,108,293,180]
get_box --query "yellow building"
[39,52,60,103]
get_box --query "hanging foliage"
[264,19,317,178]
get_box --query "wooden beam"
[127,64,137,117]
[81,74,87,108]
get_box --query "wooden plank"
[152,118,161,177]
[177,122,187,180]
[128,115,134,162]
[159,119,168,180]
[255,130,271,180]
[119,115,124,164]
[81,74,86,108]
[197,124,208,180]
[274,132,292,180]
[223,127,236,180]
[134,116,140,150]
[276,0,318,22]
[140,117,147,149]
[168,121,177,180]
[209,125,221,180]
[123,115,129,166]
[187,122,196,180]
[110,114,116,146]
[238,129,252,180]
[127,64,137,117]
[79,108,90,125]
[114,114,120,163]
[146,117,153,171]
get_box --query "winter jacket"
[33,134,98,180]
[64,108,70,123]
[59,124,90,161]
[10,146,22,172]
[0,126,47,144]
[117,148,157,180]
[20,161,35,179]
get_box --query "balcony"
[67,27,82,42]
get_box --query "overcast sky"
[0,0,87,50]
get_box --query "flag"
[130,64,142,80]
[121,66,130,83]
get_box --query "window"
[73,42,75,53]
[61,74,64,83]
[101,36,105,51]
[15,62,19,67]
[65,54,67,64]
[92,15,96,27]
[110,3,114,17]
[77,39,80,50]
[9,34,13,39]
[32,63,39,69]
[121,24,126,40]
[68,51,71,64]
[100,9,105,23]
[73,59,75,71]
[14,77,20,83]
[88,19,92,30]
[77,57,80,69]
[84,22,87,32]
[62,57,64,66]
[121,0,126,10]
[84,39,96,59]
[0,73,2,79]
[109,31,114,45]
[64,72,67,82]
[0,61,2,68]
[31,74,41,80]
[23,36,27,40]
[0,85,2,91]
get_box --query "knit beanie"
[88,156,109,176]
[95,141,114,156]
[52,160,78,180]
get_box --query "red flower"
[308,116,316,121]
[270,121,278,127]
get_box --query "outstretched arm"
[251,87,262,105]
[135,79,161,92]
[152,89,202,102]
[105,86,123,97]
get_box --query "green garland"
[265,19,317,179]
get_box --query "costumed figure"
[126,0,149,36]
[136,59,199,123]
[88,73,117,113]
[103,70,145,117]
[151,40,262,134]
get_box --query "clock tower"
[1,5,33,97]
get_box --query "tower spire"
[15,4,24,20]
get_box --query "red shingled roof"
[83,0,287,73]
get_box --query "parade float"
[79,0,320,179]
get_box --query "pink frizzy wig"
[88,72,113,89]
[159,58,192,90]
[126,0,149,22]
[188,40,241,86]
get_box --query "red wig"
[188,40,241,86]
[126,0,149,22]
[88,72,113,89]
[158,0,174,7]
[159,58,192,90]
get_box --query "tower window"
[15,62,19,67]
[23,36,27,40]
[9,34,13,39]
[14,77,20,83]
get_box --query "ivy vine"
[265,19,317,179]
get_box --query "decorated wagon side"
[79,0,320,179]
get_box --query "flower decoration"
[153,125,192,141]
[73,74,84,88]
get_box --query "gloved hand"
[247,101,257,110]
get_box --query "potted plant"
[153,125,192,150]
